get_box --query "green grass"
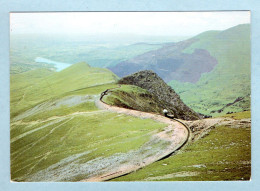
[11,112,166,181]
[10,26,251,182]
[10,62,119,118]
[222,111,251,120]
[168,24,251,116]
[103,85,165,114]
[112,124,251,181]
[10,67,168,181]
[112,85,148,94]
[63,83,119,96]
[22,102,98,122]
[103,85,148,105]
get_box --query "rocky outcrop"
[118,70,201,120]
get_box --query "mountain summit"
[118,70,201,120]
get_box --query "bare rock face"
[118,70,201,120]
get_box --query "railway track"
[83,85,191,182]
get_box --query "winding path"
[80,86,190,182]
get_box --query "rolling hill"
[10,63,171,181]
[112,111,251,181]
[169,24,250,116]
[10,62,119,118]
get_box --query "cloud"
[10,12,250,36]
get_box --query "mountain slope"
[103,85,165,114]
[112,111,251,181]
[10,62,119,118]
[115,70,201,120]
[11,64,169,182]
[169,24,250,115]
[109,24,250,116]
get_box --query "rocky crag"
[118,70,201,120]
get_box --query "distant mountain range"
[109,24,251,116]
[10,24,251,116]
[109,38,218,83]
[10,35,164,74]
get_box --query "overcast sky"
[10,12,250,37]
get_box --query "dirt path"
[79,88,190,182]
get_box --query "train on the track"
[163,109,174,119]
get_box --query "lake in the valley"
[35,57,72,71]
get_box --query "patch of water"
[35,57,72,71]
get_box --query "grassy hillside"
[10,62,119,118]
[11,67,251,181]
[103,85,166,114]
[169,24,251,116]
[11,110,166,181]
[117,70,201,120]
[112,111,251,181]
[10,64,169,181]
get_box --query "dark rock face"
[109,39,218,83]
[118,70,202,120]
